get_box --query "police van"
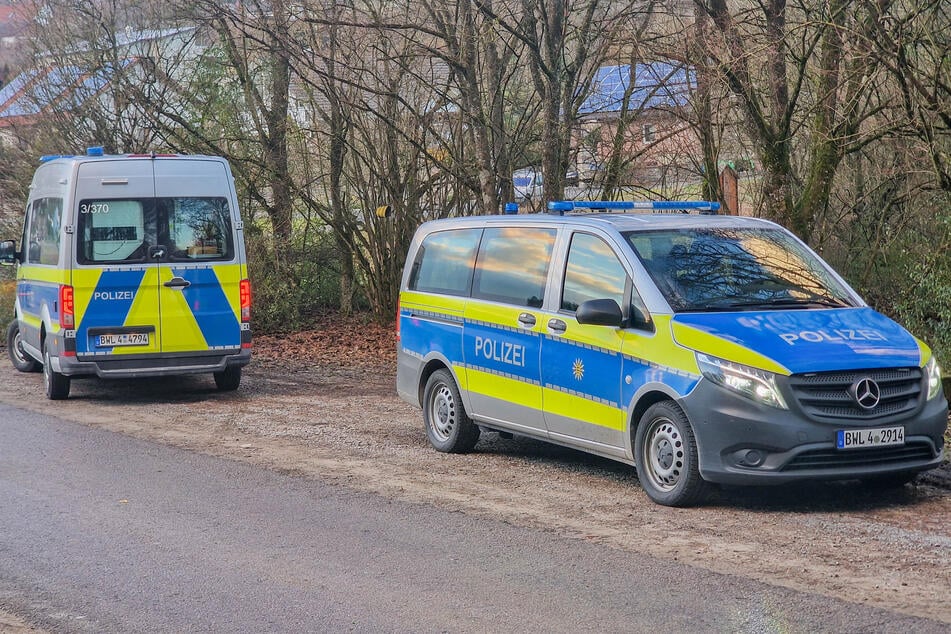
[1,148,252,399]
[396,200,948,506]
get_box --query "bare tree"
[473,0,645,203]
[694,0,893,239]
[859,0,950,192]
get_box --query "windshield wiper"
[717,297,851,310]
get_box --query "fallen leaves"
[253,315,397,370]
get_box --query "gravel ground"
[0,336,949,625]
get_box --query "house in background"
[575,60,755,213]
[575,61,698,190]
[0,26,203,147]
[0,1,35,82]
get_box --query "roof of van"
[37,152,226,165]
[423,212,778,232]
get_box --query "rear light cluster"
[240,279,252,322]
[59,285,74,329]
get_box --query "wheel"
[634,401,708,507]
[7,320,39,373]
[422,369,480,453]
[214,366,242,391]
[42,340,70,400]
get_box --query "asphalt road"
[0,403,944,633]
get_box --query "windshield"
[624,227,856,312]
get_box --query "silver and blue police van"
[1,148,252,399]
[396,201,947,506]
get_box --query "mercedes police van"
[396,200,948,506]
[1,148,252,399]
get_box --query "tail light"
[395,297,401,342]
[59,285,75,329]
[239,279,251,322]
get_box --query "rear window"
[408,228,482,296]
[77,197,234,264]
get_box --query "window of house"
[642,124,655,144]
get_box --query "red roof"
[0,3,33,35]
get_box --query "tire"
[422,369,480,453]
[634,401,708,507]
[7,320,39,373]
[42,339,70,400]
[214,366,242,391]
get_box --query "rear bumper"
[53,337,251,379]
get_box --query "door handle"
[548,318,567,334]
[517,312,536,327]
[163,276,191,290]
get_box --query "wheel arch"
[417,356,474,416]
[418,355,450,405]
[627,384,683,457]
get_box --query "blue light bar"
[87,146,104,156]
[504,202,519,214]
[548,200,720,213]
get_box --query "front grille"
[782,442,936,471]
[788,367,922,420]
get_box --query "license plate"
[97,332,149,347]
[836,426,904,450]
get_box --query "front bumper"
[680,379,948,486]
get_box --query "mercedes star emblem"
[850,377,881,410]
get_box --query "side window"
[472,226,556,307]
[561,232,628,312]
[77,200,151,264]
[22,202,33,264]
[166,197,235,261]
[408,228,482,296]
[26,197,63,266]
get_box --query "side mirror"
[576,298,623,327]
[0,240,18,265]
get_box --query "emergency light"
[547,200,720,214]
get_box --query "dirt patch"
[0,608,44,633]
[1,320,949,624]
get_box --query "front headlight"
[696,353,788,409]
[926,356,943,401]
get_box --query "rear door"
[462,225,556,435]
[152,159,243,354]
[73,159,161,358]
